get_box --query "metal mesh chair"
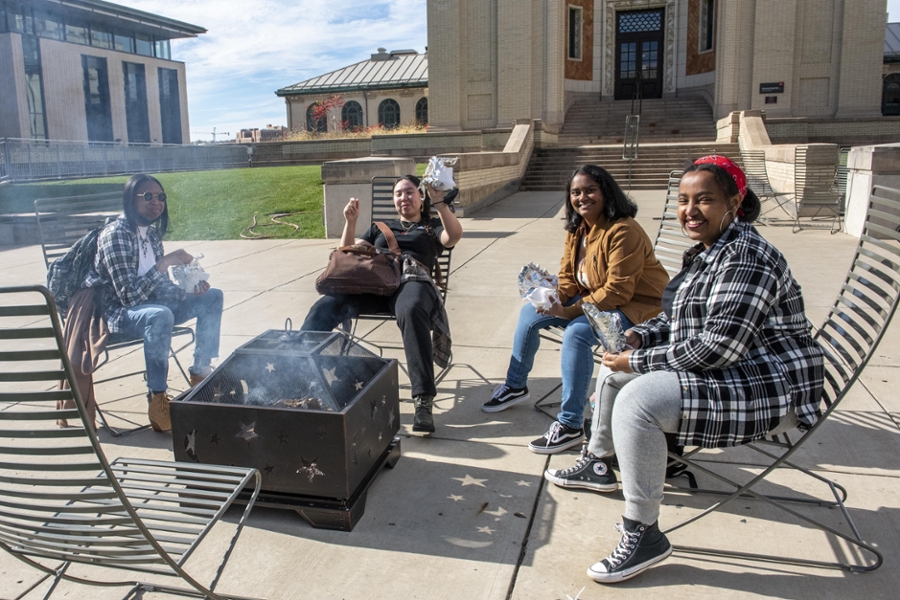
[0,285,262,599]
[741,147,795,223]
[35,195,196,436]
[659,185,900,572]
[789,146,844,233]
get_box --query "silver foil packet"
[582,303,627,353]
[518,262,558,299]
[422,156,459,192]
[171,254,209,291]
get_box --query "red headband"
[693,155,747,200]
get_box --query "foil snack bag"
[582,302,627,353]
[518,263,559,310]
[171,254,210,292]
[422,156,459,192]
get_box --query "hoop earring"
[719,212,733,234]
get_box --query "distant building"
[0,0,205,144]
[276,48,428,133]
[236,124,287,144]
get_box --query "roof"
[887,23,900,62]
[276,49,427,97]
[38,0,206,39]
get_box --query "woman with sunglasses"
[84,174,223,432]
[301,175,463,433]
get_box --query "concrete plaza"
[1,188,899,600]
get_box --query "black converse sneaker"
[587,517,673,583]
[481,384,530,413]
[527,421,584,454]
[544,447,618,492]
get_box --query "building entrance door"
[614,9,665,100]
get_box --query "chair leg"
[39,562,70,600]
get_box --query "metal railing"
[0,137,249,183]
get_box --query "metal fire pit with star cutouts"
[170,329,401,531]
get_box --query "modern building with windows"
[0,0,204,144]
[426,0,888,133]
[276,48,427,133]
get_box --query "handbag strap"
[374,222,402,256]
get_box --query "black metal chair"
[0,285,262,600]
[660,184,900,573]
[35,194,196,436]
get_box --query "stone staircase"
[559,96,717,145]
[520,142,741,191]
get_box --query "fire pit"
[171,329,401,531]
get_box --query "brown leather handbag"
[314,222,402,296]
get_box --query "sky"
[117,1,427,142]
[120,0,898,143]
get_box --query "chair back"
[0,285,167,572]
[34,192,122,269]
[739,148,775,197]
[371,176,453,300]
[793,146,842,217]
[814,185,900,416]
[652,170,692,276]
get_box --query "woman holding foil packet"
[85,174,224,432]
[483,165,669,454]
[301,173,462,433]
[545,156,824,584]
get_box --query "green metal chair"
[0,285,263,599]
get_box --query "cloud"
[117,0,427,140]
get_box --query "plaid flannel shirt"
[83,216,185,334]
[400,256,452,369]
[628,220,824,448]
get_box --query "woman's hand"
[192,280,210,296]
[427,184,445,206]
[624,329,642,350]
[602,350,633,373]
[537,296,567,319]
[156,249,193,274]
[343,198,360,222]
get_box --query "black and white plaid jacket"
[83,216,185,335]
[628,220,824,448]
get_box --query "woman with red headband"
[545,156,824,584]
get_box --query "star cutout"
[387,408,395,428]
[263,464,274,475]
[184,430,198,461]
[315,425,327,439]
[209,433,219,445]
[378,432,383,442]
[448,494,464,502]
[323,366,339,385]
[453,474,488,487]
[297,457,324,482]
[476,526,495,535]
[516,480,531,487]
[235,421,259,444]
[266,362,276,373]
[370,398,379,419]
[277,431,288,444]
[354,380,364,391]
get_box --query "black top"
[361,218,445,270]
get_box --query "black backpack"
[46,222,108,318]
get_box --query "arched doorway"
[883,74,900,116]
[415,98,428,126]
[342,101,363,130]
[378,99,400,128]
[306,103,327,132]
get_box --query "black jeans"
[301,281,439,398]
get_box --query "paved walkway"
[1,189,899,600]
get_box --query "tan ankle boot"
[148,391,172,432]
[189,373,206,387]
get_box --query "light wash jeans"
[505,300,634,430]
[108,288,223,393]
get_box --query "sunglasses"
[138,191,167,203]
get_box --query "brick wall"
[565,0,594,81]
[685,0,715,76]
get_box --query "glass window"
[620,42,637,79]
[568,6,583,60]
[341,101,363,130]
[158,67,182,144]
[82,55,113,142]
[415,97,428,126]
[618,9,662,33]
[114,30,134,53]
[90,23,112,49]
[378,99,400,129]
[33,11,62,40]
[21,36,47,139]
[0,4,7,33]
[135,32,153,56]
[65,20,89,45]
[700,0,715,52]
[123,62,150,143]
[155,39,170,60]
[306,103,326,132]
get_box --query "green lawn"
[2,165,325,240]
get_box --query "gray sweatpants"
[587,370,683,525]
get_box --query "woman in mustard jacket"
[482,165,669,454]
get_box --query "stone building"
[426,0,888,134]
[236,124,287,144]
[276,48,428,133]
[0,0,204,144]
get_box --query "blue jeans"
[109,288,223,393]
[505,300,634,430]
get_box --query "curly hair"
[563,165,638,233]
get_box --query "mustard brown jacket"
[556,215,669,324]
